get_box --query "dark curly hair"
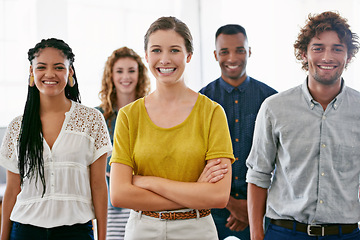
[19,38,80,196]
[98,46,150,121]
[294,11,359,71]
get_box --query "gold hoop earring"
[29,75,35,87]
[68,76,75,87]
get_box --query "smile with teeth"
[319,65,336,70]
[226,65,239,70]
[43,81,58,85]
[121,82,132,86]
[158,68,175,74]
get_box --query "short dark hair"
[294,11,359,71]
[215,24,247,41]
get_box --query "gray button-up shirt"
[246,79,360,224]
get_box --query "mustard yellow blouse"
[110,93,234,182]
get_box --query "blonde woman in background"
[96,46,150,240]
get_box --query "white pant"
[124,209,218,240]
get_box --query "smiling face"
[112,57,139,96]
[145,29,192,86]
[214,33,251,86]
[30,47,73,98]
[303,30,351,86]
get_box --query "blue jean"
[265,223,360,240]
[10,221,94,240]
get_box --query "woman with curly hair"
[96,46,150,240]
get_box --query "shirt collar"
[219,76,250,93]
[301,78,345,110]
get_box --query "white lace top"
[0,101,112,228]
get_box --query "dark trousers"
[212,213,250,240]
[265,223,360,240]
[10,221,94,240]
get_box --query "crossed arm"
[110,158,232,211]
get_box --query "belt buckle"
[307,225,325,236]
[158,212,166,221]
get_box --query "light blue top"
[246,79,360,224]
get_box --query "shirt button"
[322,115,326,120]
[235,119,239,123]
[322,144,326,148]
[321,172,325,176]
[235,138,239,142]
[235,157,238,161]
[235,176,238,180]
[320,200,324,204]
[235,193,239,197]
[235,100,238,104]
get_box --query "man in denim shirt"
[246,11,360,240]
[200,24,277,240]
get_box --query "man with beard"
[246,11,360,240]
[200,24,277,240]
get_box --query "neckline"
[43,101,75,152]
[141,93,201,130]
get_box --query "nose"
[45,69,55,78]
[160,52,171,65]
[122,72,130,80]
[322,48,334,62]
[228,51,237,62]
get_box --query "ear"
[186,52,192,63]
[302,52,308,62]
[214,50,218,61]
[145,52,149,63]
[346,56,352,64]
[248,47,252,58]
[29,65,33,75]
[69,66,74,77]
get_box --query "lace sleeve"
[66,104,112,162]
[90,108,112,162]
[0,116,22,173]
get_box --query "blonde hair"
[99,47,150,120]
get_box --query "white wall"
[1,0,359,127]
[199,0,360,91]
[0,127,6,183]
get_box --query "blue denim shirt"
[200,76,277,217]
[246,79,360,224]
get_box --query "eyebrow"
[115,67,136,70]
[220,46,245,50]
[36,62,66,66]
[311,43,345,48]
[150,44,182,48]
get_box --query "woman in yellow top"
[110,16,234,240]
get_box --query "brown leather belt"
[271,219,358,236]
[138,209,211,220]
